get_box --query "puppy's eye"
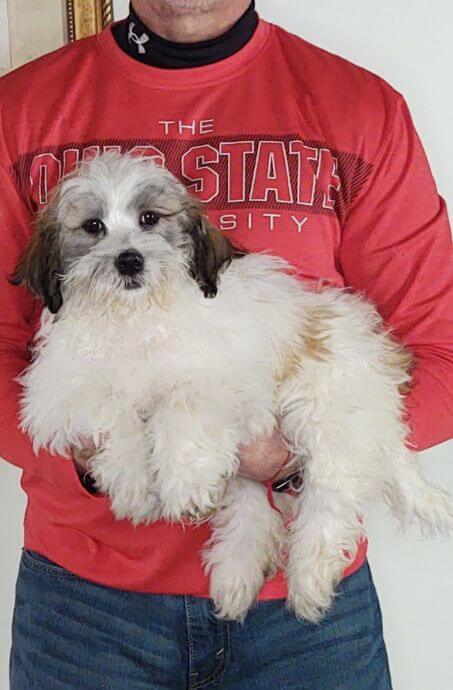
[139,211,159,228]
[82,219,105,235]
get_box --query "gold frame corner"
[65,0,114,42]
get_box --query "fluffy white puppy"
[13,152,453,622]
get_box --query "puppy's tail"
[383,455,453,538]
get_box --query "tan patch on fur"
[276,306,333,383]
[398,383,413,396]
[275,346,301,384]
[383,333,414,395]
[386,342,414,374]
[301,333,331,361]
[300,306,334,361]
[385,333,415,374]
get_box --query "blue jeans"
[10,551,392,689]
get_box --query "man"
[1,1,452,687]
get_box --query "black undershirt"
[112,1,258,69]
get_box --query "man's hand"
[238,430,290,482]
[73,431,291,484]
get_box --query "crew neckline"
[112,2,259,69]
[96,19,272,90]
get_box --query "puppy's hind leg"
[285,472,365,623]
[278,375,367,622]
[204,478,284,622]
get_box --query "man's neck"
[131,0,251,43]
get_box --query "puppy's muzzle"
[115,250,144,277]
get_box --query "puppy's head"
[12,152,236,312]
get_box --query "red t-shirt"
[0,19,452,597]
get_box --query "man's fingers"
[237,430,291,481]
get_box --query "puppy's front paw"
[160,478,229,523]
[287,562,340,623]
[206,542,279,623]
[89,451,160,526]
[209,561,266,622]
[110,489,160,526]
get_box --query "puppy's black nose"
[115,250,144,276]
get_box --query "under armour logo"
[128,22,150,55]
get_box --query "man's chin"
[161,0,223,13]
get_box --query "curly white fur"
[17,153,453,623]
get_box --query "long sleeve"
[340,94,453,451]
[0,162,41,468]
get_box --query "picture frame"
[65,0,114,42]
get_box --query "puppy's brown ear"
[186,208,236,298]
[10,203,63,314]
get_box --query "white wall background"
[0,1,452,688]
[0,0,11,72]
